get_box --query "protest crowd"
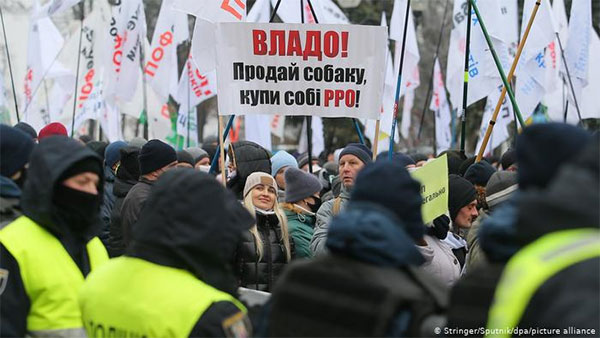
[1,0,600,337]
[0,120,598,337]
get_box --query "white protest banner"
[215,23,387,118]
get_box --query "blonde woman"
[234,172,293,292]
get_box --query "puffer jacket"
[227,141,271,200]
[281,203,315,259]
[234,212,290,292]
[99,166,116,245]
[310,185,350,255]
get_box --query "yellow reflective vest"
[486,228,600,337]
[79,256,247,338]
[0,216,109,336]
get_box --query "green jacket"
[282,204,316,259]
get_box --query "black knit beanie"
[138,140,177,175]
[464,161,496,186]
[448,174,477,222]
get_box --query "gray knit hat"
[243,172,278,198]
[485,171,518,209]
[284,167,322,203]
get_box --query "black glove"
[427,215,450,239]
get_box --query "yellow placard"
[410,155,449,224]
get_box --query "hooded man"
[79,169,255,337]
[310,143,372,255]
[0,125,35,224]
[120,140,177,249]
[0,136,109,337]
[99,141,127,244]
[226,141,271,200]
[107,146,141,257]
[267,161,446,336]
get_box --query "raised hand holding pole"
[476,0,541,162]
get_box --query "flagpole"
[209,115,235,174]
[469,0,524,128]
[139,41,149,139]
[218,115,227,185]
[555,33,582,123]
[187,55,191,148]
[301,0,315,173]
[70,2,85,137]
[0,6,19,122]
[372,119,380,160]
[353,119,365,144]
[476,0,541,162]
[417,0,450,140]
[459,0,472,156]
[388,0,411,160]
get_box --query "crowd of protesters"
[0,120,598,337]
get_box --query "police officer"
[0,136,109,337]
[79,169,255,337]
[486,136,600,336]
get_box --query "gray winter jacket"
[310,185,350,255]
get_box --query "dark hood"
[116,146,141,182]
[227,141,271,198]
[129,168,255,294]
[514,136,599,246]
[326,202,425,267]
[21,135,103,235]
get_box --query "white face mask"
[227,168,237,180]
[198,165,211,173]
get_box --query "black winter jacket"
[227,141,271,199]
[107,177,137,257]
[107,145,140,256]
[234,212,290,292]
[119,178,154,249]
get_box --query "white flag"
[176,54,217,140]
[188,0,246,74]
[514,0,557,119]
[270,0,347,24]
[245,114,272,151]
[115,0,146,103]
[298,117,325,158]
[390,0,419,139]
[146,0,187,103]
[430,58,452,153]
[543,0,569,121]
[247,0,270,23]
[174,0,247,21]
[23,7,65,129]
[563,0,591,108]
[37,0,82,18]
[475,86,512,156]
[270,114,285,140]
[580,30,600,120]
[365,11,396,152]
